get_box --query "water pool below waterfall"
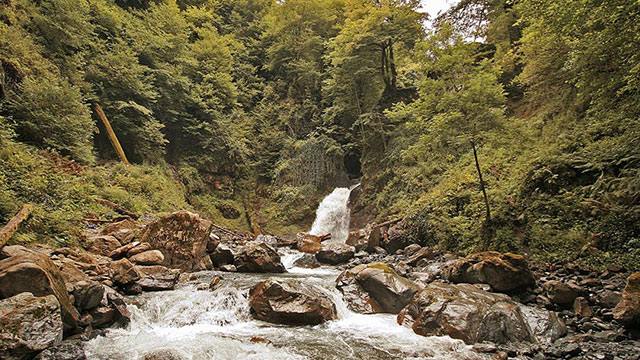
[84,250,483,360]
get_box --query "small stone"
[574,297,593,318]
[209,275,222,290]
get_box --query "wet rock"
[443,251,535,293]
[129,250,165,266]
[34,340,86,360]
[597,290,622,309]
[519,305,567,344]
[140,211,213,271]
[209,276,222,290]
[573,297,593,318]
[293,254,320,269]
[234,242,285,273]
[210,244,234,268]
[543,280,584,306]
[337,262,420,314]
[109,258,141,286]
[315,243,355,265]
[249,279,337,325]
[220,264,237,272]
[0,293,63,360]
[296,233,323,254]
[397,282,535,345]
[143,349,185,360]
[89,306,117,328]
[255,235,279,247]
[86,235,122,257]
[346,230,368,252]
[72,281,104,311]
[613,272,640,328]
[135,265,180,291]
[405,247,434,267]
[0,246,80,331]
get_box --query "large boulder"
[0,293,63,360]
[381,222,409,254]
[109,258,141,286]
[336,263,420,314]
[210,244,235,268]
[613,272,640,328]
[249,279,337,325]
[0,246,79,331]
[135,266,180,291]
[86,235,122,257]
[129,250,165,266]
[519,305,567,344]
[71,281,104,311]
[397,282,535,345]
[315,243,355,265]
[443,251,535,293]
[139,211,213,271]
[234,242,285,273]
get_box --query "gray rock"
[0,293,63,360]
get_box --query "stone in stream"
[139,211,213,271]
[135,265,180,291]
[210,244,235,268]
[443,251,536,293]
[296,233,323,254]
[0,246,80,331]
[397,282,536,345]
[613,272,640,328]
[0,293,63,359]
[249,279,337,325]
[336,262,420,314]
[234,242,285,273]
[129,250,165,266]
[315,243,355,265]
[33,340,87,360]
[293,254,320,269]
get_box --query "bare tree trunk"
[94,104,130,165]
[0,204,33,248]
[472,141,491,221]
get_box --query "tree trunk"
[0,204,33,248]
[94,103,130,165]
[472,142,491,221]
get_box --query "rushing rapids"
[84,187,479,359]
[84,249,478,360]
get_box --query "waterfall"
[309,184,358,243]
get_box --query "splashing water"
[85,254,480,360]
[309,185,358,243]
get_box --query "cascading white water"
[309,184,359,243]
[85,256,478,360]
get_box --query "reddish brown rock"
[296,233,323,254]
[129,250,164,266]
[315,243,355,265]
[0,246,79,331]
[139,211,213,271]
[613,272,640,328]
[86,235,122,257]
[109,258,140,286]
[234,242,285,273]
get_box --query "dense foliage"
[1,0,638,268]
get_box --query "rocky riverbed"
[0,210,638,359]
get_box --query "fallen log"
[0,204,33,248]
[95,198,138,219]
